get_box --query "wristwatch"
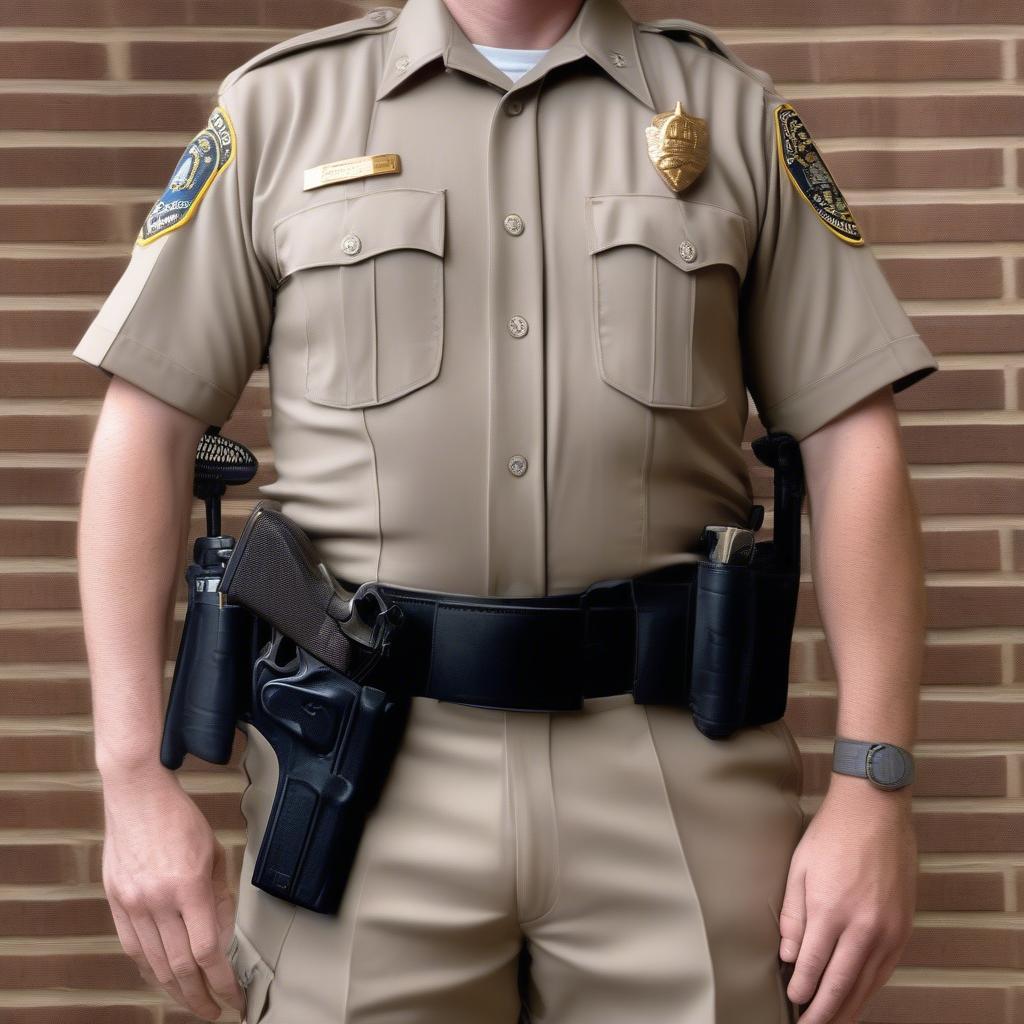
[832,738,915,790]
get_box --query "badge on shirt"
[774,103,863,246]
[645,100,709,193]
[136,105,236,247]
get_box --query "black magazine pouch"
[689,432,804,739]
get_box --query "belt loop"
[579,578,637,698]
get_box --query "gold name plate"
[302,153,402,191]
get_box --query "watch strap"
[832,738,915,789]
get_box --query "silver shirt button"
[679,240,697,263]
[504,213,525,236]
[395,55,410,72]
[368,8,390,21]
[507,315,529,338]
[508,454,528,477]
[341,233,361,256]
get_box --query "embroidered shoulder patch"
[774,103,863,246]
[136,105,236,246]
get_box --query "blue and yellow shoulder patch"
[774,102,863,246]
[136,105,236,246]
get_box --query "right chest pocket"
[273,187,446,409]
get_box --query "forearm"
[802,400,927,797]
[78,379,203,783]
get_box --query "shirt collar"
[374,0,655,109]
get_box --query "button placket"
[486,87,545,594]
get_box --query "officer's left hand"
[776,773,917,1023]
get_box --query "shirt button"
[506,98,523,116]
[507,315,529,338]
[678,239,697,263]
[395,55,410,72]
[341,233,361,255]
[508,454,528,477]
[503,213,524,235]
[368,8,390,21]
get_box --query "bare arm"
[79,375,244,1022]
[776,386,922,1024]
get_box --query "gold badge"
[302,153,401,191]
[645,100,709,194]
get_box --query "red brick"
[916,869,1004,912]
[827,147,1003,190]
[921,529,1001,572]
[0,256,128,296]
[911,314,1024,355]
[913,477,1024,518]
[0,147,182,189]
[128,39,277,80]
[631,0,1024,25]
[902,424,1024,464]
[892,369,1002,412]
[0,41,108,78]
[859,203,1024,245]
[791,95,1024,140]
[0,310,97,350]
[880,257,1003,301]
[735,39,1003,84]
[0,679,92,716]
[0,93,211,132]
[0,362,108,400]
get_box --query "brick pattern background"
[0,0,1021,1021]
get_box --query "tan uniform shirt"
[74,0,938,598]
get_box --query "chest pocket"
[585,194,751,410]
[274,187,445,409]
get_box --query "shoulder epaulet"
[637,18,774,93]
[219,5,399,94]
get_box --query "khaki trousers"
[228,692,806,1024]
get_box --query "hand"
[100,765,245,1021]
[777,773,917,1023]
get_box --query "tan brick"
[735,39,1003,84]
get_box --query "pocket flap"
[274,186,445,280]
[227,924,275,1023]
[585,193,751,279]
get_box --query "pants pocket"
[227,923,276,1024]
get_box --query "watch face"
[865,744,912,788]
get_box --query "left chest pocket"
[274,186,445,409]
[585,193,751,410]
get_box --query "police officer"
[75,0,936,1021]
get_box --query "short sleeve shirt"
[73,0,938,598]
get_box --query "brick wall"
[0,1,1020,1021]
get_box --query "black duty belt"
[358,561,701,712]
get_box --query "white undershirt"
[472,42,550,83]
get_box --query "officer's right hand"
[100,765,246,1021]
